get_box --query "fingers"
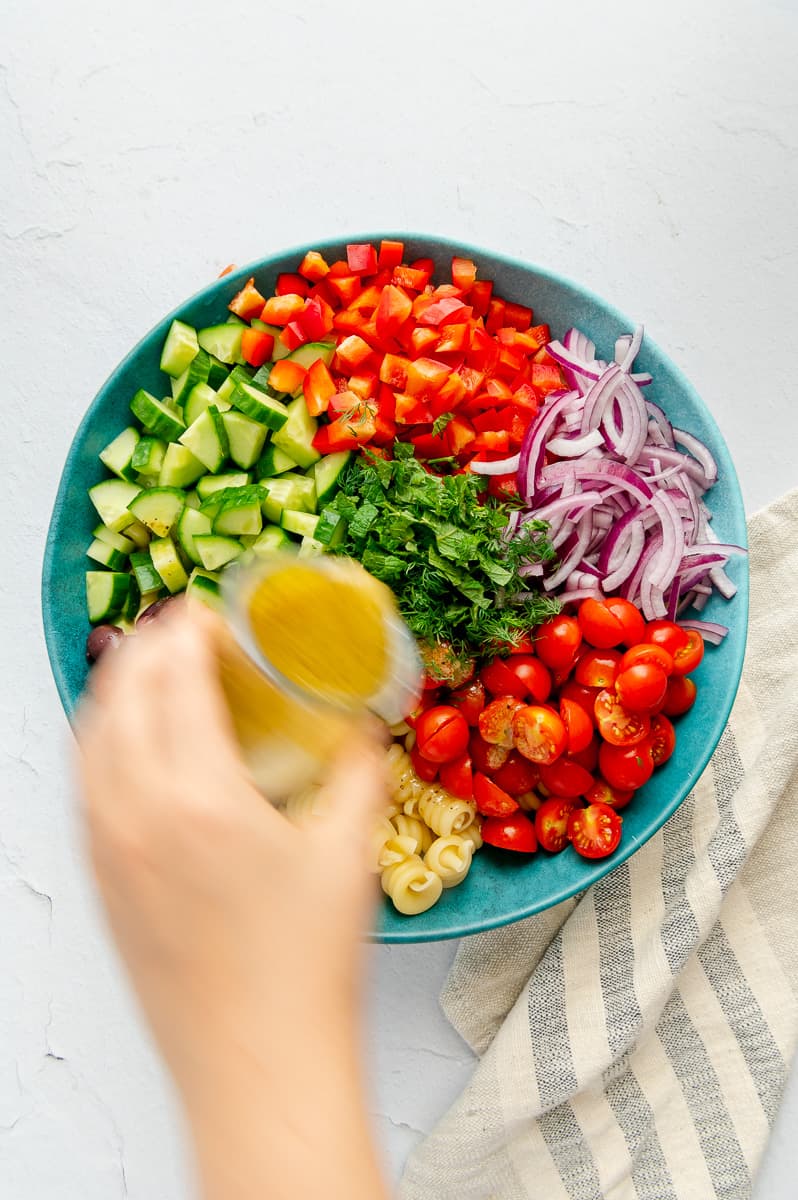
[316,720,388,842]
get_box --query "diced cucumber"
[159,442,206,488]
[160,319,199,378]
[185,490,200,510]
[99,426,140,481]
[256,444,298,479]
[251,525,292,557]
[298,535,325,558]
[196,472,251,500]
[207,356,229,390]
[131,436,167,478]
[251,364,276,391]
[232,382,289,430]
[127,487,185,538]
[286,341,335,371]
[227,313,246,326]
[86,571,130,623]
[123,573,141,623]
[179,406,229,473]
[213,491,263,537]
[199,484,265,523]
[150,537,189,594]
[271,396,320,469]
[131,389,186,441]
[130,551,164,595]
[122,518,151,548]
[194,535,244,571]
[92,525,136,554]
[198,323,244,365]
[86,538,128,571]
[222,410,268,470]
[88,479,142,532]
[176,506,213,566]
[314,507,347,548]
[312,450,352,507]
[137,589,163,618]
[280,509,319,539]
[184,381,231,426]
[260,474,316,524]
[256,322,291,361]
[186,569,222,610]
[216,365,256,405]
[171,349,211,405]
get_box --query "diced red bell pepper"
[488,474,520,500]
[418,296,472,327]
[394,393,433,424]
[498,345,526,374]
[467,325,500,373]
[392,265,430,291]
[407,326,440,357]
[335,334,374,372]
[485,298,506,334]
[279,320,308,351]
[436,323,469,354]
[328,260,352,277]
[298,250,330,281]
[444,415,476,456]
[533,346,558,366]
[452,256,477,292]
[378,353,411,390]
[405,357,451,397]
[348,284,382,313]
[328,389,363,417]
[299,297,334,341]
[327,274,362,306]
[485,377,514,400]
[429,371,467,417]
[375,285,413,338]
[240,328,274,368]
[306,278,337,308]
[458,366,485,396]
[503,301,533,331]
[333,309,367,335]
[411,432,449,459]
[312,423,362,453]
[261,293,305,325]
[229,277,267,320]
[530,362,565,393]
[412,257,435,275]
[529,323,551,346]
[472,407,513,433]
[509,407,530,447]
[471,430,510,453]
[268,359,306,395]
[513,382,540,412]
[372,384,397,446]
[303,358,336,417]
[378,239,405,270]
[276,273,310,298]
[347,371,379,400]
[346,243,378,275]
[470,279,493,318]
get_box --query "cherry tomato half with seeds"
[575,648,623,689]
[619,643,674,677]
[470,731,511,773]
[513,705,568,765]
[559,680,601,725]
[491,752,540,796]
[568,802,623,859]
[505,656,552,703]
[534,615,582,672]
[535,797,579,853]
[598,741,655,791]
[415,705,470,764]
[478,696,526,747]
[661,675,697,716]
[584,780,635,810]
[577,597,626,648]
[539,757,594,798]
[559,696,594,753]
[615,663,668,713]
[594,690,651,746]
[409,743,439,782]
[448,678,486,725]
[604,597,646,646]
[645,620,688,658]
[671,629,704,676]
[439,752,474,799]
[473,772,519,817]
[481,812,537,853]
[648,714,676,767]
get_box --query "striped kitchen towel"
[399,488,798,1200]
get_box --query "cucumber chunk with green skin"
[298,535,325,559]
[86,571,130,623]
[150,537,189,593]
[176,507,213,566]
[206,356,230,390]
[159,442,206,489]
[251,525,292,556]
[280,509,319,539]
[179,405,229,473]
[196,472,251,500]
[86,538,128,571]
[186,569,222,609]
[130,551,164,595]
[160,320,199,378]
[222,410,268,470]
[123,573,141,623]
[131,436,167,478]
[184,491,201,510]
[184,381,231,426]
[171,349,212,405]
[127,487,185,538]
[217,365,257,404]
[99,426,140,481]
[88,479,142,532]
[131,389,186,441]
[200,485,266,523]
[198,323,244,365]
[213,492,264,537]
[312,450,352,507]
[314,507,347,548]
[286,342,336,372]
[194,535,245,571]
[122,518,151,548]
[92,525,136,554]
[231,382,289,430]
[271,396,320,469]
[260,474,316,524]
[256,444,298,479]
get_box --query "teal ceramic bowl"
[42,234,748,943]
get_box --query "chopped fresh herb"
[328,443,559,655]
[432,411,456,437]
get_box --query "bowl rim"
[41,231,749,943]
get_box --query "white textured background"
[2,0,796,1194]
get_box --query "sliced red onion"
[618,324,643,373]
[709,565,737,599]
[517,390,581,502]
[547,429,605,457]
[672,428,718,485]
[471,452,521,476]
[679,619,729,645]
[547,340,603,381]
[581,364,623,432]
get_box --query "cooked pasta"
[381,854,443,916]
[385,744,428,817]
[517,790,543,813]
[418,784,477,838]
[459,819,484,851]
[282,784,329,827]
[392,813,435,855]
[424,836,473,888]
[369,816,398,873]
[379,835,418,869]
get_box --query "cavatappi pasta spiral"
[424,835,474,888]
[392,813,435,855]
[381,853,443,916]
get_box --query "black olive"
[86,624,126,663]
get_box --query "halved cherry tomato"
[575,649,622,689]
[594,690,651,747]
[470,731,511,773]
[559,680,601,725]
[473,772,519,817]
[672,629,704,676]
[505,656,552,703]
[603,598,646,646]
[419,642,475,688]
[491,752,540,796]
[481,812,537,853]
[568,739,599,773]
[598,741,655,791]
[539,758,594,798]
[409,744,438,782]
[577,598,626,648]
[479,697,526,748]
[615,664,668,713]
[415,706,470,764]
[559,696,594,753]
[448,678,486,725]
[405,689,440,729]
[645,620,688,658]
[534,616,582,671]
[661,675,697,716]
[480,657,527,700]
[513,705,568,765]
[535,796,579,852]
[584,780,635,810]
[568,802,623,859]
[619,643,674,676]
[648,714,676,766]
[439,753,474,799]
